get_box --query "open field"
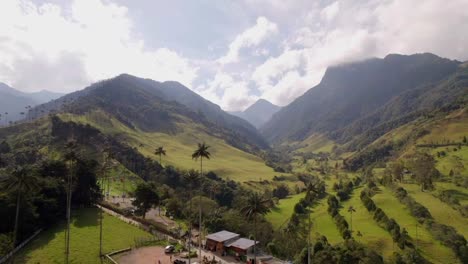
[17,208,152,264]
[60,112,281,182]
[295,133,336,153]
[310,198,343,244]
[339,187,394,260]
[401,183,468,238]
[266,193,305,229]
[430,146,468,176]
[435,182,468,205]
[373,186,459,264]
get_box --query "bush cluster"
[332,180,355,201]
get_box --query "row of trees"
[390,184,468,263]
[0,151,101,260]
[360,190,412,250]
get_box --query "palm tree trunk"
[99,208,103,257]
[199,157,202,263]
[13,189,21,247]
[66,160,73,264]
[189,187,192,264]
[254,216,257,264]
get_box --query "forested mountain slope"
[261,53,461,145]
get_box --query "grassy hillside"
[60,112,280,182]
[17,208,152,264]
[401,183,468,238]
[266,193,305,229]
[339,186,394,259]
[373,186,459,263]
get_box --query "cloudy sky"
[0,0,467,111]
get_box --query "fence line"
[0,229,43,263]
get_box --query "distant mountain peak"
[231,98,281,129]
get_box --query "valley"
[0,53,467,264]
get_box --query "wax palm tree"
[191,143,211,260]
[0,166,37,248]
[184,170,200,264]
[241,192,271,264]
[348,205,356,233]
[154,147,166,166]
[64,139,78,264]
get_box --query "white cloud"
[0,0,198,92]
[321,1,340,21]
[197,72,257,111]
[249,0,468,106]
[1,0,468,111]
[218,16,278,64]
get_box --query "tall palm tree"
[241,192,271,264]
[154,147,166,166]
[184,170,200,264]
[64,140,78,264]
[0,166,37,247]
[191,143,211,260]
[348,205,356,234]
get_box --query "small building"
[226,238,258,256]
[205,230,240,252]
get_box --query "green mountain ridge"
[261,53,462,146]
[29,74,269,153]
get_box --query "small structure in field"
[226,238,258,256]
[205,230,257,257]
[205,230,240,252]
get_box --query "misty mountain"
[230,99,281,128]
[0,82,63,124]
[31,74,269,152]
[261,53,462,145]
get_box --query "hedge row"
[360,190,412,249]
[327,195,351,240]
[390,185,468,263]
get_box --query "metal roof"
[226,238,258,250]
[205,230,240,242]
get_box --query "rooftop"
[206,230,240,242]
[226,238,258,250]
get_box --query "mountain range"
[230,99,281,129]
[261,53,465,149]
[29,74,269,153]
[2,52,467,173]
[0,82,63,124]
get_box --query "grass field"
[435,182,468,205]
[401,183,468,238]
[295,133,336,153]
[60,112,281,182]
[266,193,305,229]
[430,146,468,176]
[339,186,394,260]
[309,198,343,244]
[373,186,459,264]
[17,208,152,263]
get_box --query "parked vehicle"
[165,245,175,254]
